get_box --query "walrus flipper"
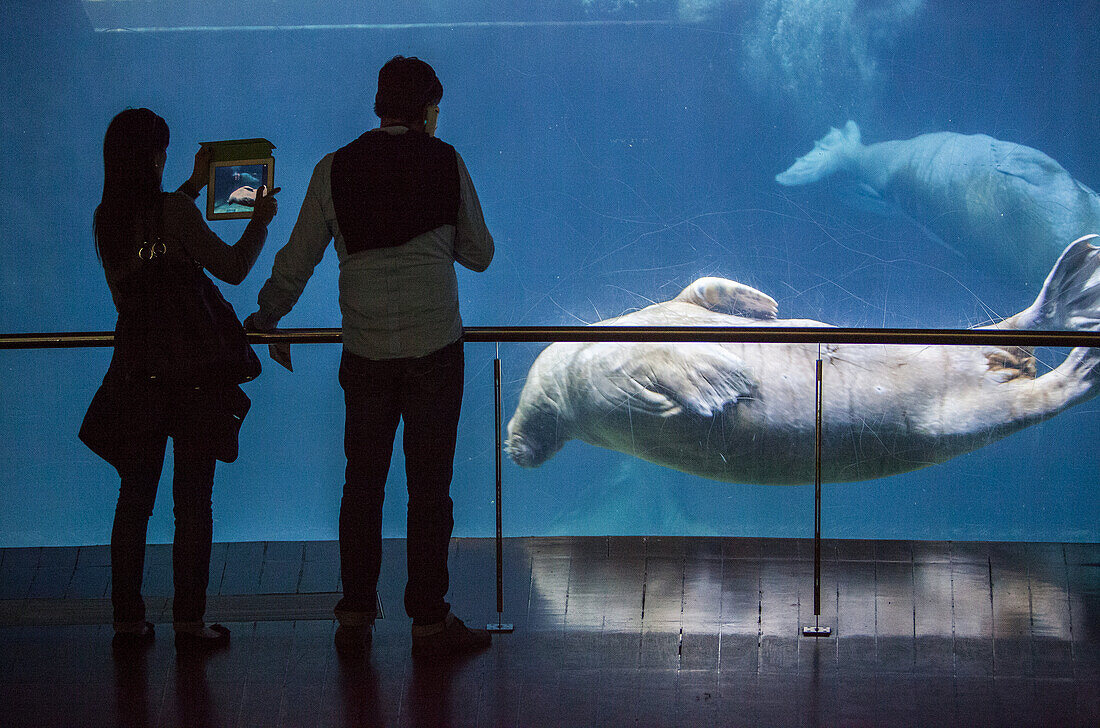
[992,139,1070,186]
[606,343,755,419]
[674,277,778,319]
[1002,234,1100,331]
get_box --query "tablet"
[201,138,276,221]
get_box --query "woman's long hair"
[93,108,169,267]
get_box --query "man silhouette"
[246,55,494,657]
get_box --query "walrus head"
[506,347,576,468]
[505,399,567,468]
[505,365,573,470]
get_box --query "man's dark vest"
[331,129,460,254]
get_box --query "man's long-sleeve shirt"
[254,127,494,359]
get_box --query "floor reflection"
[173,653,214,728]
[403,652,481,728]
[525,540,1082,640]
[112,648,151,728]
[334,654,383,728]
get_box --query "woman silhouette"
[83,108,278,653]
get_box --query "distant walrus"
[506,236,1100,485]
[775,121,1100,282]
[232,170,261,187]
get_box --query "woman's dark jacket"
[80,190,267,466]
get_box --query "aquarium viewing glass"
[0,0,1096,547]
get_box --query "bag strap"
[135,195,166,262]
[133,193,203,272]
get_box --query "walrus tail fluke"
[775,120,861,186]
[1005,234,1100,331]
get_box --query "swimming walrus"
[506,236,1100,485]
[228,185,258,206]
[775,121,1100,283]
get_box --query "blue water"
[1,1,1097,546]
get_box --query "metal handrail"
[3,326,1100,350]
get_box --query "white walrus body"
[506,237,1100,485]
[775,121,1100,282]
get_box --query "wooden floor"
[1,536,1097,727]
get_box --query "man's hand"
[252,184,281,226]
[243,313,292,372]
[242,312,272,331]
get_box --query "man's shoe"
[334,623,373,656]
[411,613,491,658]
[112,621,155,651]
[174,623,230,654]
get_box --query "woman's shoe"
[112,621,155,650]
[334,623,373,656]
[174,623,230,654]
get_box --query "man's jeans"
[335,339,463,626]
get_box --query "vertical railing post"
[488,353,513,633]
[803,351,832,637]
